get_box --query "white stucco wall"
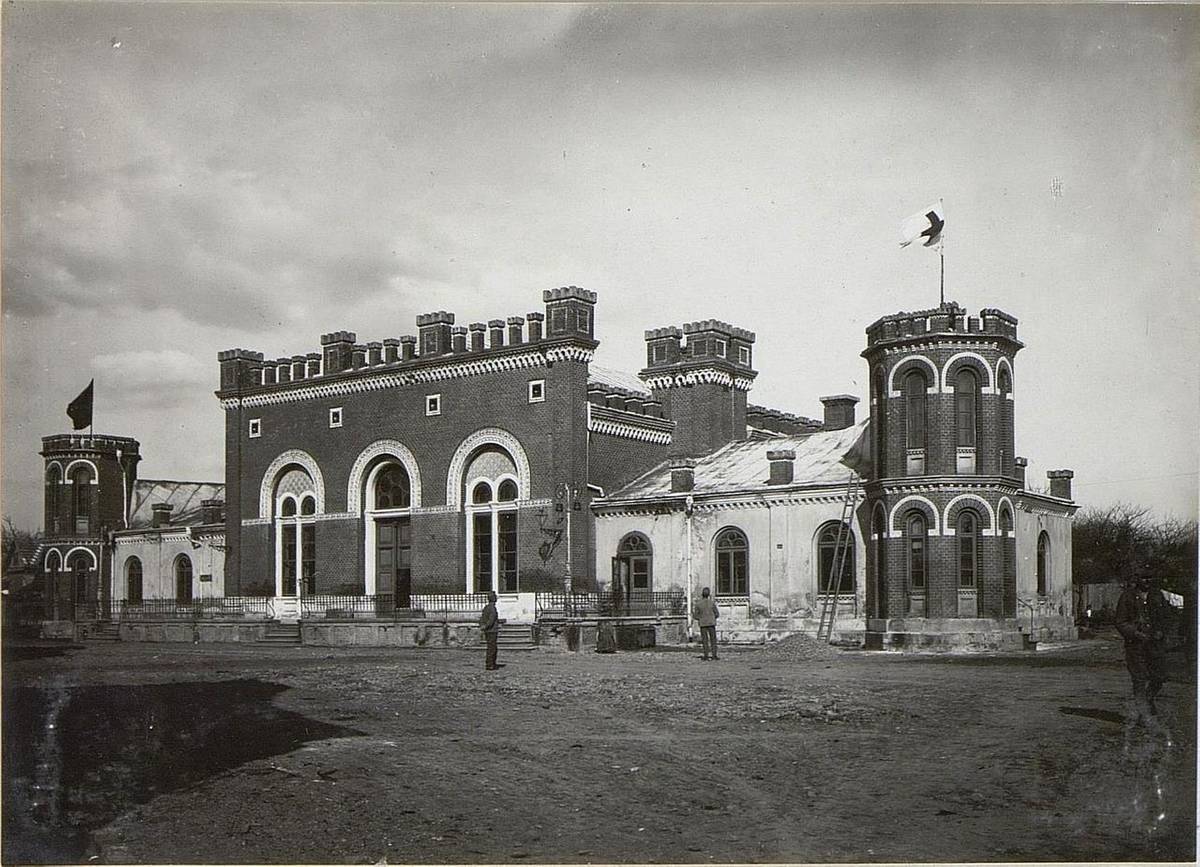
[1014,496,1074,624]
[594,496,865,617]
[113,532,226,602]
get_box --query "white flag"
[900,200,945,248]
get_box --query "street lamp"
[556,482,582,612]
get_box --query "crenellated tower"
[638,319,757,457]
[39,433,141,620]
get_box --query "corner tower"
[39,434,141,621]
[860,302,1022,622]
[639,319,757,457]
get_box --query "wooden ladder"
[816,473,860,643]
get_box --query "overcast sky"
[3,2,1197,531]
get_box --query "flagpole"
[940,244,945,307]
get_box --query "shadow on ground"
[1,679,361,865]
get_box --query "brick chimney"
[151,503,173,528]
[1014,456,1028,488]
[1048,469,1074,500]
[200,499,224,525]
[507,316,524,346]
[488,320,505,349]
[669,457,697,493]
[766,449,796,485]
[820,394,859,431]
[527,312,544,343]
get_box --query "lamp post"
[556,482,582,614]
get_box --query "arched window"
[67,551,92,606]
[999,368,1013,473]
[497,479,518,503]
[873,368,887,477]
[374,465,411,510]
[817,522,856,594]
[46,465,62,534]
[904,370,927,451]
[872,505,887,618]
[274,466,317,599]
[1037,531,1049,596]
[175,555,193,604]
[957,511,979,588]
[1000,508,1015,615]
[465,448,520,594]
[905,512,926,591]
[70,465,93,534]
[714,528,749,596]
[126,558,144,605]
[955,369,979,448]
[614,533,653,599]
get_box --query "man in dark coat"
[1115,574,1170,717]
[480,591,500,671]
[693,586,719,661]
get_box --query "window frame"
[904,370,927,451]
[906,512,927,591]
[714,527,749,596]
[329,407,343,429]
[248,418,262,438]
[528,380,545,404]
[425,394,441,416]
[817,522,856,595]
[737,345,751,366]
[957,510,978,588]
[954,368,979,449]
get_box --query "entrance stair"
[257,622,302,645]
[496,624,537,651]
[82,621,120,642]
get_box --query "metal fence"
[117,597,273,621]
[535,590,687,619]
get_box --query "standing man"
[693,586,719,661]
[1115,573,1169,718]
[480,591,500,671]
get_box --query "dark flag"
[67,380,94,431]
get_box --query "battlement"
[643,318,756,371]
[746,405,823,436]
[865,301,1021,349]
[543,285,597,305]
[41,433,141,457]
[217,286,601,396]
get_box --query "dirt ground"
[2,631,1195,864]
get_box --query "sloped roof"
[606,419,870,501]
[588,365,652,398]
[129,479,225,529]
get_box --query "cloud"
[91,349,210,410]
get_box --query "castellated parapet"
[215,287,602,398]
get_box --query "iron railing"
[536,590,687,619]
[412,593,491,613]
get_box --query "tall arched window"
[67,551,92,608]
[904,371,927,450]
[70,465,93,534]
[998,368,1013,474]
[126,557,144,605]
[274,467,317,600]
[873,368,887,477]
[1000,508,1015,615]
[715,528,749,596]
[872,505,887,618]
[46,465,62,534]
[1037,531,1049,596]
[175,554,193,604]
[817,522,856,594]
[465,449,519,594]
[955,369,979,448]
[957,511,979,588]
[905,512,927,591]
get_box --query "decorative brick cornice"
[641,368,756,391]
[219,344,595,410]
[588,405,674,445]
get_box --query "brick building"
[593,300,1078,646]
[36,433,225,634]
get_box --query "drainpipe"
[684,494,695,641]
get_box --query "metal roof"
[605,420,871,501]
[587,365,652,397]
[129,479,224,529]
